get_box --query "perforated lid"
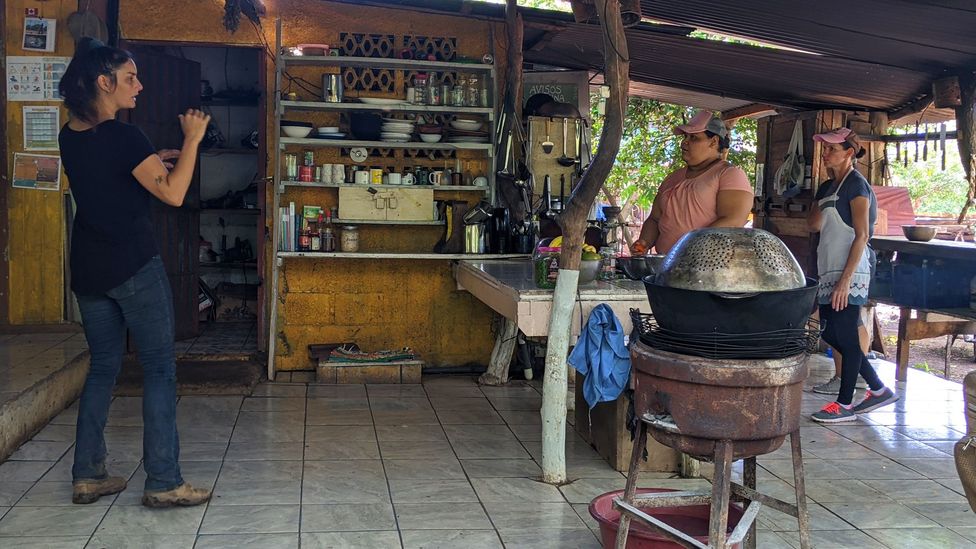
[656,228,805,292]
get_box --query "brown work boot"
[72,476,127,504]
[141,482,212,508]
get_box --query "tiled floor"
[0,333,89,407]
[0,352,973,548]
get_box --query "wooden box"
[339,187,434,221]
[317,359,424,384]
[574,372,681,473]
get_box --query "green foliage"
[887,136,968,215]
[588,96,757,212]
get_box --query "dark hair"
[841,139,866,159]
[704,130,731,152]
[58,38,134,124]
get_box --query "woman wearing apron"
[808,128,898,423]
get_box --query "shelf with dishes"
[325,218,446,226]
[280,180,488,191]
[278,252,528,260]
[280,136,492,151]
[282,100,493,117]
[281,55,494,72]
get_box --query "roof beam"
[720,103,779,121]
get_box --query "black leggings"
[819,304,884,405]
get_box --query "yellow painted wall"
[120,0,507,369]
[4,0,76,324]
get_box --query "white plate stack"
[381,118,415,143]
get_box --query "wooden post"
[505,0,523,122]
[541,0,629,484]
[956,72,976,223]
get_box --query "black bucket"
[642,276,819,335]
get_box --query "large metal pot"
[632,341,808,458]
[658,228,805,292]
[643,277,818,335]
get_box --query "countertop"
[458,259,647,301]
[871,235,976,262]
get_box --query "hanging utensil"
[541,118,554,154]
[940,123,948,171]
[914,122,920,162]
[923,123,929,161]
[557,119,575,167]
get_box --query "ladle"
[541,118,554,154]
[557,118,575,167]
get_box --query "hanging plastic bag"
[774,120,804,198]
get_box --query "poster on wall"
[23,106,60,151]
[23,18,57,52]
[12,153,62,192]
[6,56,69,101]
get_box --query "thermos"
[323,74,343,103]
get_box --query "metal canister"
[322,73,344,103]
[340,226,360,252]
[303,150,315,167]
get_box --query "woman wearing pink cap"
[631,111,753,255]
[808,127,898,423]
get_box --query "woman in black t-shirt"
[58,38,211,507]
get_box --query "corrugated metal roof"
[523,24,931,112]
[638,0,976,75]
[321,0,973,114]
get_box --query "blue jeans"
[73,256,183,491]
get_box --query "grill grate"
[630,309,821,360]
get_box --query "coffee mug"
[428,170,444,186]
[333,164,346,184]
[370,168,384,185]
[354,170,370,185]
[388,172,402,185]
[402,173,416,185]
[473,176,488,187]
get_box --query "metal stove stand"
[613,417,811,549]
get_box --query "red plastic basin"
[589,488,744,549]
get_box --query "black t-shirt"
[59,120,158,295]
[814,169,878,237]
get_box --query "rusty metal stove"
[613,340,813,549]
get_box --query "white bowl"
[450,119,482,131]
[317,126,339,134]
[282,126,313,138]
[419,133,443,143]
[382,123,414,133]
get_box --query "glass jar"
[599,247,617,281]
[455,74,468,106]
[413,73,428,106]
[284,153,298,180]
[532,243,560,289]
[466,74,481,107]
[340,225,360,252]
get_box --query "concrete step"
[0,351,89,461]
[317,359,424,384]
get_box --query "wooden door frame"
[122,39,269,351]
[0,4,8,328]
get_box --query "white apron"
[816,172,872,305]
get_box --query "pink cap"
[813,127,861,153]
[672,111,728,139]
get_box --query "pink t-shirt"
[654,161,753,254]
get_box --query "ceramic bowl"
[282,125,313,138]
[419,133,443,143]
[450,119,482,131]
[317,126,339,134]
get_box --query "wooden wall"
[756,109,889,277]
[3,0,76,325]
[119,0,507,369]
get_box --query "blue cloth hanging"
[568,304,631,409]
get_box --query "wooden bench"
[876,304,976,380]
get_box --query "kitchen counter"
[455,259,649,338]
[871,235,976,262]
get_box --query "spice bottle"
[321,213,336,252]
